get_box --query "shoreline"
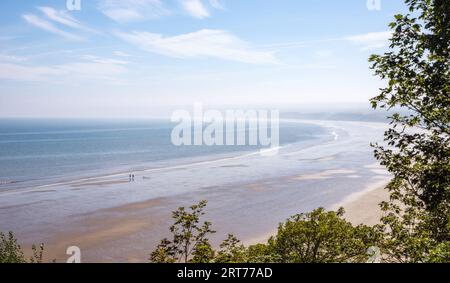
[243,179,390,246]
[335,179,390,226]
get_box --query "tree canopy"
[369,0,450,262]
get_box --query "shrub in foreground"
[0,231,44,263]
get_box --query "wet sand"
[39,177,391,262]
[243,179,390,246]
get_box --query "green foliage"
[150,203,379,263]
[149,200,216,263]
[264,208,379,263]
[0,231,44,263]
[428,241,450,262]
[369,0,450,262]
[190,240,215,263]
[213,234,247,263]
[245,244,275,263]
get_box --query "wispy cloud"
[58,61,128,80]
[37,7,83,30]
[0,56,128,82]
[22,14,83,41]
[99,0,169,23]
[180,0,210,19]
[180,0,225,19]
[79,54,129,65]
[0,61,63,82]
[113,51,132,57]
[0,54,27,63]
[255,31,392,53]
[208,0,224,10]
[345,31,392,50]
[37,6,96,33]
[115,29,277,64]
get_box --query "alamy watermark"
[66,0,81,11]
[367,0,382,11]
[171,103,280,156]
[66,246,81,263]
[367,246,382,263]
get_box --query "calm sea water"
[0,119,328,190]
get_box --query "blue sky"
[0,0,407,118]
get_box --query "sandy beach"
[338,181,390,226]
[243,178,390,246]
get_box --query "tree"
[369,0,450,261]
[150,203,379,263]
[0,231,44,263]
[190,240,215,263]
[265,208,379,263]
[149,200,216,263]
[245,243,276,263]
[428,241,450,262]
[213,234,247,263]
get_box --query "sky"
[0,0,408,118]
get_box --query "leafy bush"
[0,231,44,263]
[149,203,379,263]
[265,208,380,263]
[149,200,216,263]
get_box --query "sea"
[0,119,330,191]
